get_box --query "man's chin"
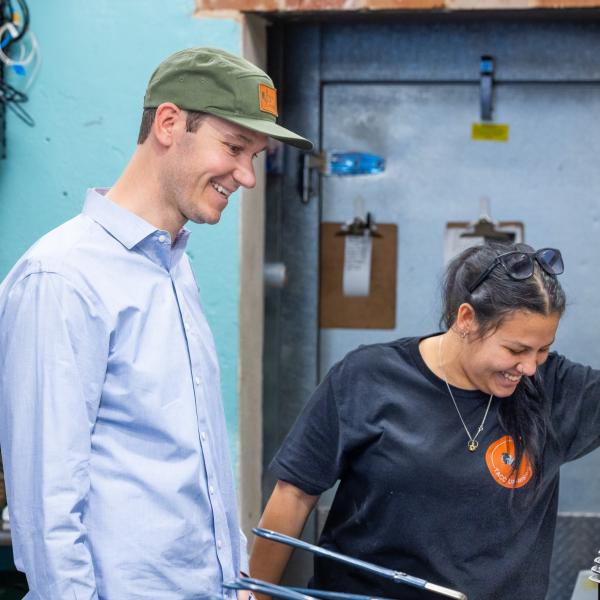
[204,213,222,225]
[190,210,223,226]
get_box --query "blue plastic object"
[480,56,494,75]
[329,152,385,176]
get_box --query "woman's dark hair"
[441,242,566,496]
[137,107,208,144]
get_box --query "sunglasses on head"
[468,247,564,294]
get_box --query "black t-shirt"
[270,336,600,600]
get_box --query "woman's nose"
[518,359,537,377]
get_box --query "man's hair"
[137,107,209,144]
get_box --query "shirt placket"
[169,271,236,586]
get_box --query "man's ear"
[152,102,183,147]
[455,302,477,335]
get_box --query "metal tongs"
[252,528,468,600]
[225,576,427,600]
[224,577,319,599]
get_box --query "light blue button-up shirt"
[0,189,246,599]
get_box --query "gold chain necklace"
[438,335,494,452]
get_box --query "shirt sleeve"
[543,353,600,463]
[238,528,249,575]
[0,270,109,599]
[270,365,344,496]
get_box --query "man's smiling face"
[162,113,267,225]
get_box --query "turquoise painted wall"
[0,2,243,474]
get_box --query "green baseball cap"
[144,47,313,151]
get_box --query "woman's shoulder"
[539,350,593,379]
[328,336,423,386]
[538,350,600,461]
[538,349,600,398]
[341,336,420,366]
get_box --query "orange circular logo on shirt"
[485,435,533,489]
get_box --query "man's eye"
[225,143,242,155]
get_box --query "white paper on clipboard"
[444,222,524,265]
[343,233,372,296]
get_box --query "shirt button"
[209,485,215,495]
[194,375,201,386]
[217,540,222,549]
[158,234,166,243]
[201,432,207,442]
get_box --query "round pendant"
[468,440,479,452]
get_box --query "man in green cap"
[0,47,311,600]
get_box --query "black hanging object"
[480,55,495,122]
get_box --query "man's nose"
[233,160,256,189]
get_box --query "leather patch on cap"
[259,83,278,117]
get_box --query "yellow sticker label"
[259,83,278,117]
[471,123,510,142]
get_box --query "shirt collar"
[82,188,160,250]
[82,187,190,251]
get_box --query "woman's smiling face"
[458,308,561,397]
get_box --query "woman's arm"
[249,480,319,589]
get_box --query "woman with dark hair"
[250,242,600,600]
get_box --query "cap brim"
[216,114,313,151]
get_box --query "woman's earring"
[460,330,469,339]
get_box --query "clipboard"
[320,222,397,329]
[444,221,524,264]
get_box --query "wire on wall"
[0,0,37,159]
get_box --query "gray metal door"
[263,16,600,591]
[321,81,600,375]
